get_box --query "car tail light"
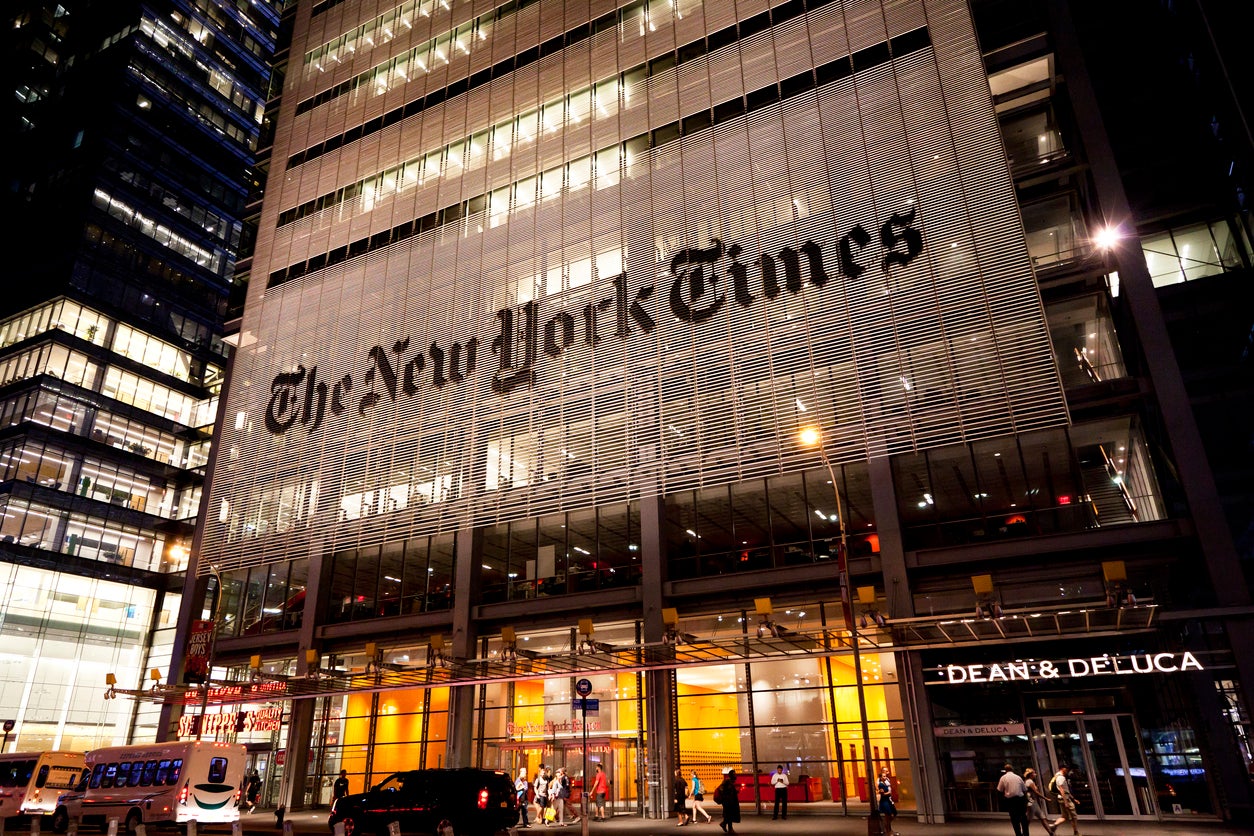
[477,788,489,810]
[179,784,189,806]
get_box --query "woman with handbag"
[690,771,712,823]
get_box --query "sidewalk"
[241,808,1252,836]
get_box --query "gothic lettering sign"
[506,718,603,736]
[265,213,923,436]
[929,652,1204,685]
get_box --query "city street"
[237,808,1252,836]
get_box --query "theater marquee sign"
[265,213,923,435]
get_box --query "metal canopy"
[116,601,1156,708]
[887,601,1157,649]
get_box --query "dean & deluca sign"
[931,652,1204,685]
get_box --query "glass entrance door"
[1031,715,1155,819]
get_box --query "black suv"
[328,768,516,836]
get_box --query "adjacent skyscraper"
[1,0,283,749]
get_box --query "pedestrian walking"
[534,765,552,826]
[555,767,579,824]
[1050,766,1081,836]
[877,766,899,836]
[769,764,789,820]
[690,771,712,823]
[996,763,1029,836]
[673,768,691,826]
[715,768,740,834]
[245,770,262,813]
[590,763,610,822]
[515,767,532,828]
[1023,768,1057,835]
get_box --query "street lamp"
[798,427,881,831]
[194,563,224,741]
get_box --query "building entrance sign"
[176,705,283,738]
[932,652,1203,684]
[264,216,924,436]
[933,723,1025,737]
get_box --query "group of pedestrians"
[515,762,610,828]
[997,762,1082,836]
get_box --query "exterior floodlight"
[798,426,821,448]
[1094,225,1121,251]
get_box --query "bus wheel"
[125,810,143,834]
[52,809,71,834]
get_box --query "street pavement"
[239,808,1253,836]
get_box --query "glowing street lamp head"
[799,426,822,447]
[1094,225,1121,251]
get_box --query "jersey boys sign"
[265,211,923,435]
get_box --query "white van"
[52,742,245,834]
[0,752,87,820]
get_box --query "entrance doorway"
[1030,715,1156,819]
[243,749,279,810]
[492,737,640,818]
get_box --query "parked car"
[328,768,515,836]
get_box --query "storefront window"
[667,466,875,579]
[926,640,1214,818]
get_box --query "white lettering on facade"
[933,652,1204,685]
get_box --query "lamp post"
[798,427,881,831]
[194,564,223,741]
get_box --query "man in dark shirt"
[333,770,350,801]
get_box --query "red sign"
[275,750,285,766]
[184,619,216,684]
[176,706,284,739]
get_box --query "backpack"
[713,784,724,805]
[1047,774,1058,794]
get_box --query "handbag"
[685,798,695,809]
[544,807,557,822]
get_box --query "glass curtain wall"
[306,613,908,814]
[0,563,158,750]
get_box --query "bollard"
[231,819,242,836]
[106,819,118,836]
[281,820,293,836]
[332,823,345,836]
[134,823,146,836]
[67,821,77,836]
[187,821,197,836]
[29,815,40,836]
[386,822,400,836]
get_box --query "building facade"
[172,0,1253,824]
[0,0,283,751]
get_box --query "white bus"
[0,752,87,820]
[52,742,245,834]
